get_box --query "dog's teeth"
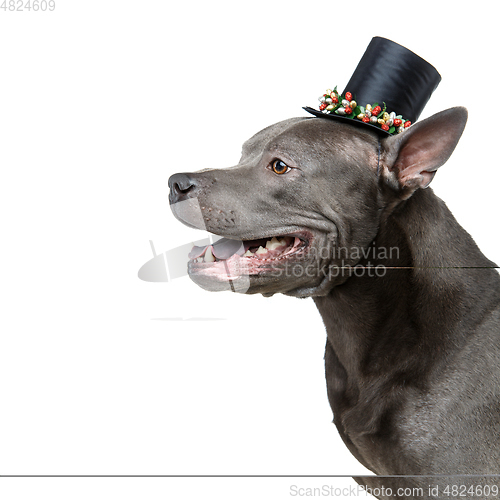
[196,257,203,263]
[265,237,281,250]
[204,247,215,262]
[243,250,254,257]
[278,238,287,246]
[256,246,267,255]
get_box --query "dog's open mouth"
[186,233,314,292]
[188,234,309,266]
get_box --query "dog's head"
[169,108,467,297]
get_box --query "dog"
[168,107,500,498]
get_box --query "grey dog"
[168,107,500,498]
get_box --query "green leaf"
[389,126,396,134]
[359,105,365,114]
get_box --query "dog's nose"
[168,173,198,204]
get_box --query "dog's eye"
[271,159,291,175]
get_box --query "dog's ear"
[380,107,468,191]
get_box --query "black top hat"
[303,37,441,135]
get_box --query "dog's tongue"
[213,238,245,259]
[188,238,245,260]
[188,245,208,259]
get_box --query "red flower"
[345,92,353,102]
[345,106,352,115]
[381,123,390,131]
[404,121,411,128]
[372,105,382,116]
[331,96,338,104]
[362,116,370,123]
[393,118,402,127]
[319,103,327,111]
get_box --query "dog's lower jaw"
[185,231,350,297]
[185,229,364,297]
[282,268,352,298]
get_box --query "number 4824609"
[1,0,56,11]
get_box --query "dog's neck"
[313,188,500,436]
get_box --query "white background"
[0,1,499,499]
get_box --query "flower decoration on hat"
[318,87,411,135]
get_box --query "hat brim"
[303,106,391,136]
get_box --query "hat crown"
[344,37,441,123]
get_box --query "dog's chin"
[186,231,337,297]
